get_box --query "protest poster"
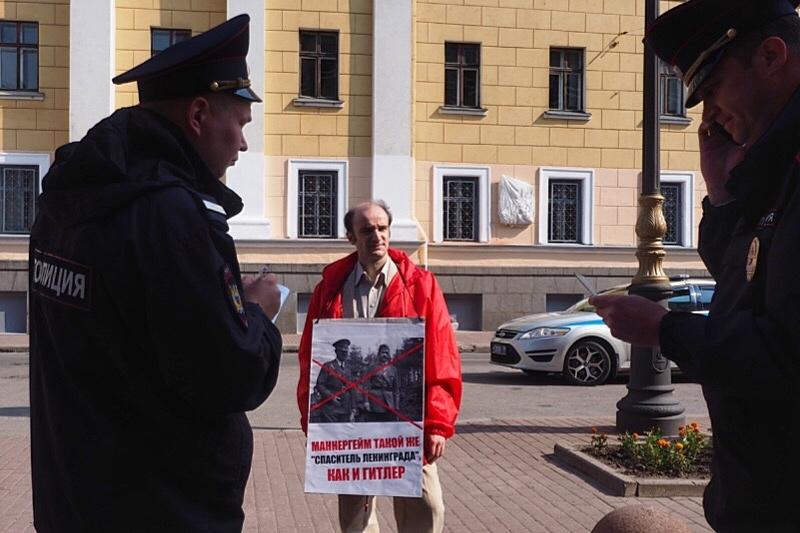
[304,318,425,497]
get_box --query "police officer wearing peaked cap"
[30,14,282,533]
[645,0,800,108]
[591,0,800,530]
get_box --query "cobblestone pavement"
[1,416,712,532]
[0,332,712,532]
[243,417,712,533]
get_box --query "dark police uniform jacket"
[29,107,282,532]
[660,87,800,532]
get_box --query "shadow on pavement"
[0,406,29,417]
[456,423,616,435]
[543,452,618,496]
[461,370,566,386]
[462,370,694,386]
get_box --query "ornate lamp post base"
[615,195,686,436]
[616,0,686,436]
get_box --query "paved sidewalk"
[0,335,28,353]
[0,416,712,532]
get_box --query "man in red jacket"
[297,201,462,533]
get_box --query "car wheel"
[563,339,614,386]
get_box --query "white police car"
[490,278,715,386]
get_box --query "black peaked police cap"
[112,14,261,103]
[645,0,800,108]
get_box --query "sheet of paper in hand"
[305,318,425,497]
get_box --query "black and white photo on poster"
[305,318,425,497]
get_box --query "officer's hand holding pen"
[589,293,666,347]
[242,266,281,320]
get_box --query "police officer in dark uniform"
[591,1,800,530]
[29,15,282,533]
[314,338,354,422]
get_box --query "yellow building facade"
[0,0,708,333]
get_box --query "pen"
[575,274,597,296]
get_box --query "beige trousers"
[337,463,444,533]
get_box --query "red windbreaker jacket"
[297,249,462,438]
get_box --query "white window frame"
[538,167,594,245]
[660,171,695,248]
[287,159,348,239]
[0,152,50,235]
[432,165,490,243]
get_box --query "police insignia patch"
[757,210,778,228]
[223,264,248,327]
[32,249,92,311]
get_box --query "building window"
[538,167,594,245]
[0,165,37,233]
[444,42,480,108]
[432,166,491,243]
[443,176,479,242]
[548,180,582,243]
[660,172,695,247]
[549,48,584,112]
[298,170,338,238]
[151,28,191,56]
[299,30,338,100]
[546,293,583,312]
[661,182,682,245]
[660,60,685,117]
[0,21,38,91]
[287,160,347,239]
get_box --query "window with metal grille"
[298,170,337,238]
[0,165,37,234]
[0,21,38,91]
[443,176,478,241]
[444,42,480,108]
[659,60,685,117]
[661,182,683,245]
[151,28,191,56]
[299,30,338,100]
[548,179,581,243]
[549,48,584,112]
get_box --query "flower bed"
[583,423,711,479]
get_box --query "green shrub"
[588,422,709,477]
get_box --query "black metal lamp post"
[615,0,686,436]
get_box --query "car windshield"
[695,284,715,311]
[564,284,701,313]
[565,286,626,312]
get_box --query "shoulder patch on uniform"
[32,249,92,311]
[757,209,778,229]
[203,199,226,216]
[223,264,248,327]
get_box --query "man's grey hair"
[344,200,393,233]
